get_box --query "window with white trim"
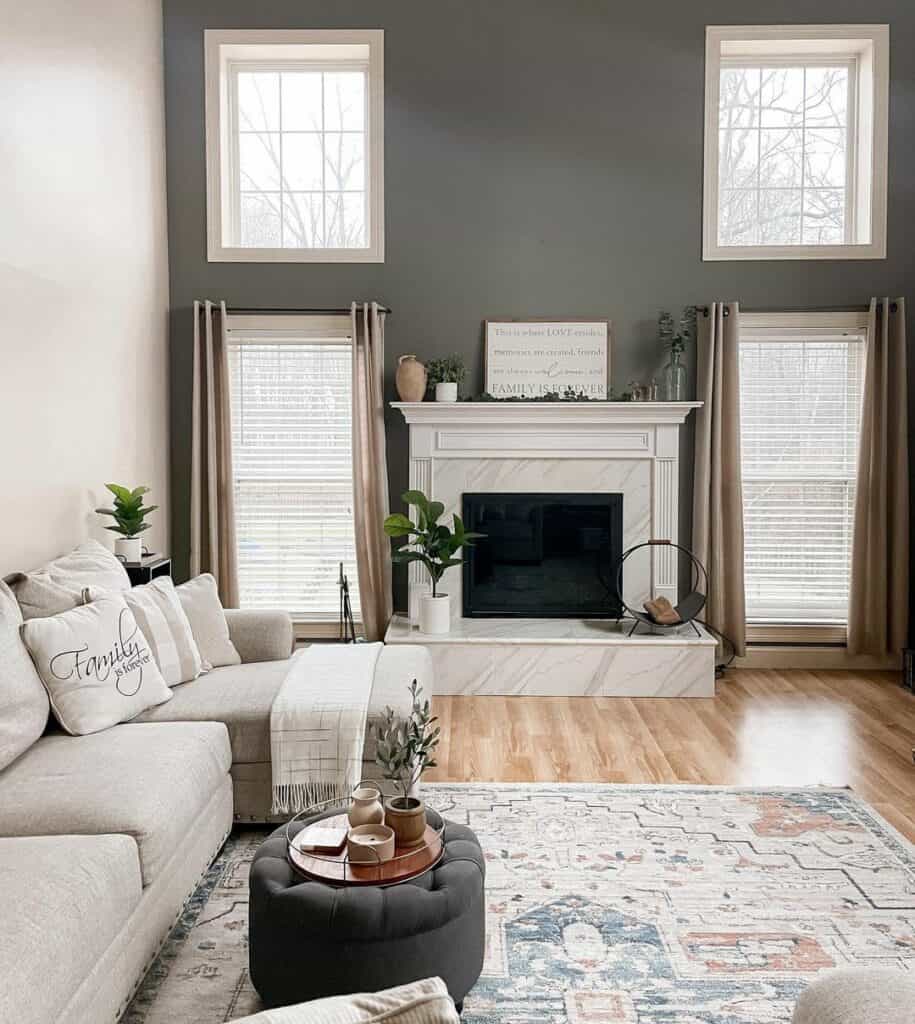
[206,30,384,263]
[739,313,867,636]
[226,314,360,629]
[704,25,888,260]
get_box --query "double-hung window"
[704,25,888,260]
[226,314,360,633]
[205,30,384,262]
[739,312,867,640]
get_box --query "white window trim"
[205,29,384,264]
[703,24,888,262]
[739,309,869,645]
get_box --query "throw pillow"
[0,581,50,770]
[230,978,460,1024]
[20,594,172,736]
[176,573,241,669]
[5,572,98,621]
[124,577,204,686]
[34,538,131,593]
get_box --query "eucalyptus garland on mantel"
[461,387,637,402]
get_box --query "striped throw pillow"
[124,577,204,686]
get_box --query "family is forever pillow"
[20,594,172,735]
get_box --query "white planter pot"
[419,593,451,634]
[408,581,431,626]
[435,382,458,403]
[115,537,142,564]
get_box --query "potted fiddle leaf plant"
[383,489,484,634]
[95,484,157,563]
[374,680,440,847]
[425,353,466,403]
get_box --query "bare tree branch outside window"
[235,69,368,249]
[719,64,849,246]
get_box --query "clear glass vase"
[664,350,687,401]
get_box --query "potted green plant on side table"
[374,680,440,846]
[95,483,157,564]
[384,489,483,634]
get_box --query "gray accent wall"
[163,0,915,613]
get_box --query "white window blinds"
[739,317,866,625]
[226,315,360,622]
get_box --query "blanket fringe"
[271,779,353,817]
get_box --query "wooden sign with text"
[484,320,611,398]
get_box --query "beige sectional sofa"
[0,565,429,1024]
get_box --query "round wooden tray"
[287,811,445,887]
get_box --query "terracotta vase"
[395,355,427,402]
[384,796,427,847]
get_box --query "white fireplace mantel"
[391,400,701,433]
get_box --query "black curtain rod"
[695,302,898,317]
[226,304,392,316]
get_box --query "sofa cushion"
[136,646,427,767]
[177,573,241,669]
[136,659,289,763]
[33,538,131,593]
[125,576,204,686]
[0,833,142,1024]
[0,580,49,770]
[21,594,173,735]
[232,977,459,1024]
[0,721,231,885]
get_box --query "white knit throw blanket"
[270,642,382,816]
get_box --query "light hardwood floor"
[426,669,915,843]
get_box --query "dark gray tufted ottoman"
[249,813,486,1010]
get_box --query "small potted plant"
[95,484,157,563]
[384,489,483,634]
[425,353,466,403]
[374,680,440,846]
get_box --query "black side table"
[125,555,172,587]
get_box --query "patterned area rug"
[122,784,915,1024]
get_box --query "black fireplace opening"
[462,492,623,618]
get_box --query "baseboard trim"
[735,645,901,671]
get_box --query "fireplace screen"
[461,493,623,618]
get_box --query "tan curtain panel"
[190,300,239,607]
[692,302,746,657]
[352,301,393,641]
[848,298,908,656]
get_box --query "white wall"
[0,0,170,574]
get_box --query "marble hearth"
[386,615,717,697]
[385,401,714,697]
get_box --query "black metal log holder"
[614,539,709,638]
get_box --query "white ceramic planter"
[419,593,451,634]
[435,382,458,402]
[408,580,431,626]
[115,537,142,563]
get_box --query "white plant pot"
[408,581,431,626]
[435,382,458,403]
[419,593,451,634]
[115,537,142,564]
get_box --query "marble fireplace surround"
[386,401,715,697]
